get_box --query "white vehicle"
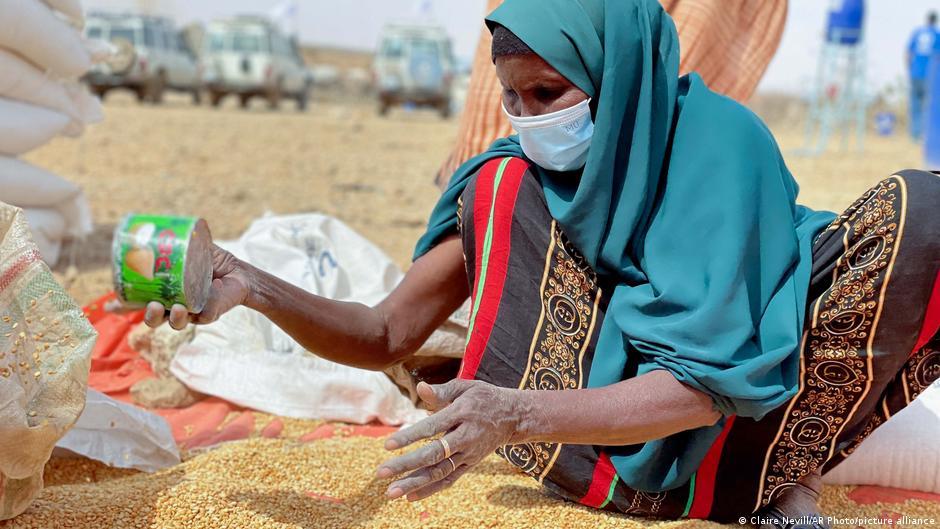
[203,17,310,111]
[84,13,203,104]
[373,25,456,118]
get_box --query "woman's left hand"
[376,379,531,501]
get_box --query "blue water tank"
[926,49,940,168]
[825,0,865,45]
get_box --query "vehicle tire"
[209,90,225,107]
[295,89,309,112]
[378,97,391,117]
[135,86,147,102]
[266,81,282,111]
[92,86,109,100]
[239,94,251,109]
[192,88,202,105]
[146,71,166,104]
[438,98,452,119]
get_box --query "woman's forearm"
[238,236,469,371]
[513,370,722,446]
[243,262,399,370]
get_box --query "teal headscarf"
[414,0,835,491]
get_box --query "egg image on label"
[124,247,156,279]
[131,222,156,248]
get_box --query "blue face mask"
[503,98,594,172]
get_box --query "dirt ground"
[23,91,925,306]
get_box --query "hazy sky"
[84,0,937,96]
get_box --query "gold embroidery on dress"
[838,345,940,460]
[756,178,905,509]
[498,221,602,482]
[624,491,667,515]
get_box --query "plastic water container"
[825,0,865,45]
[875,112,896,136]
[926,52,940,168]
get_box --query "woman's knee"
[894,170,940,245]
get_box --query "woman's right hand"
[144,244,251,330]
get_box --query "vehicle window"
[408,39,439,58]
[86,26,102,39]
[442,41,453,62]
[381,38,404,58]
[289,39,304,64]
[207,31,226,52]
[110,26,139,46]
[160,27,172,51]
[143,25,155,47]
[177,33,189,54]
[232,32,268,53]
[149,24,164,50]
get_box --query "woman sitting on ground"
[148,0,940,525]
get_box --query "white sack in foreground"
[172,213,428,425]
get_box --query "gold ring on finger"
[438,438,452,459]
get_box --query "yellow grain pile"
[3,436,938,529]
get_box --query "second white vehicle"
[203,17,311,111]
[84,13,203,104]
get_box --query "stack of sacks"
[0,0,110,265]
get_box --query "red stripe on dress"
[459,157,528,380]
[686,415,737,519]
[912,269,940,355]
[579,452,618,508]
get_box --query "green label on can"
[114,214,197,308]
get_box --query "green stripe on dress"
[464,157,512,344]
[598,474,619,509]
[681,472,696,517]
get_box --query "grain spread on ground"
[4,436,938,529]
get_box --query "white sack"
[0,157,79,207]
[41,0,83,28]
[823,382,940,493]
[54,389,180,473]
[0,0,92,78]
[0,49,102,136]
[0,157,94,238]
[0,98,69,156]
[172,213,427,425]
[22,207,65,265]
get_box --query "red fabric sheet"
[82,293,395,451]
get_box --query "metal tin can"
[111,214,212,313]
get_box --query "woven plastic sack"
[0,49,103,137]
[0,0,92,78]
[172,214,428,425]
[0,202,97,520]
[0,99,69,156]
[0,156,94,239]
[41,0,84,28]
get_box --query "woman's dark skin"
[144,53,742,505]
